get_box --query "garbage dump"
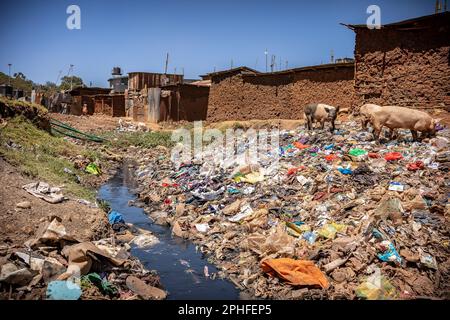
[128,121,450,300]
[0,214,165,300]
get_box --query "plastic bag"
[349,148,367,157]
[318,223,347,239]
[377,240,402,265]
[85,163,101,175]
[108,211,125,225]
[384,152,403,161]
[355,276,397,300]
[406,161,424,171]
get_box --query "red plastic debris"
[407,161,424,171]
[324,154,338,162]
[162,182,179,188]
[313,191,328,201]
[293,142,310,149]
[368,152,380,159]
[384,152,403,161]
[287,166,305,175]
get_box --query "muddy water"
[98,167,240,300]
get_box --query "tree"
[38,81,58,95]
[59,75,84,91]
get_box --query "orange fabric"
[293,142,310,150]
[261,258,329,288]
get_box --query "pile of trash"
[117,119,149,132]
[0,215,165,300]
[130,121,449,300]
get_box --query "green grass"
[0,96,48,114]
[0,116,99,201]
[101,130,174,149]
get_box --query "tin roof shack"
[343,12,450,109]
[69,87,111,115]
[128,72,184,122]
[92,94,125,117]
[205,64,354,122]
[128,72,183,91]
[159,83,210,122]
[0,85,13,98]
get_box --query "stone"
[126,275,166,300]
[16,201,31,209]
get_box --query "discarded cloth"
[22,182,64,204]
[261,258,329,288]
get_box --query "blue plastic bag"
[303,231,317,244]
[46,280,82,300]
[377,242,402,265]
[108,210,125,225]
[338,168,353,175]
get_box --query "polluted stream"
[98,165,240,300]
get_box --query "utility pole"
[435,0,441,13]
[279,56,282,71]
[174,67,177,74]
[265,49,268,72]
[270,55,275,72]
[56,70,62,85]
[285,60,288,69]
[164,52,169,74]
[182,67,184,76]
[230,59,233,69]
[69,64,74,90]
[7,64,11,86]
[330,49,334,63]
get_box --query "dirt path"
[0,158,109,248]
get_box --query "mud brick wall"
[206,67,355,122]
[354,16,450,109]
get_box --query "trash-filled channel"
[98,165,240,300]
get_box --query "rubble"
[129,120,450,300]
[0,216,164,300]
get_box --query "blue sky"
[0,0,436,86]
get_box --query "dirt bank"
[0,158,109,248]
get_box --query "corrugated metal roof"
[241,62,354,77]
[201,63,353,79]
[199,66,260,78]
